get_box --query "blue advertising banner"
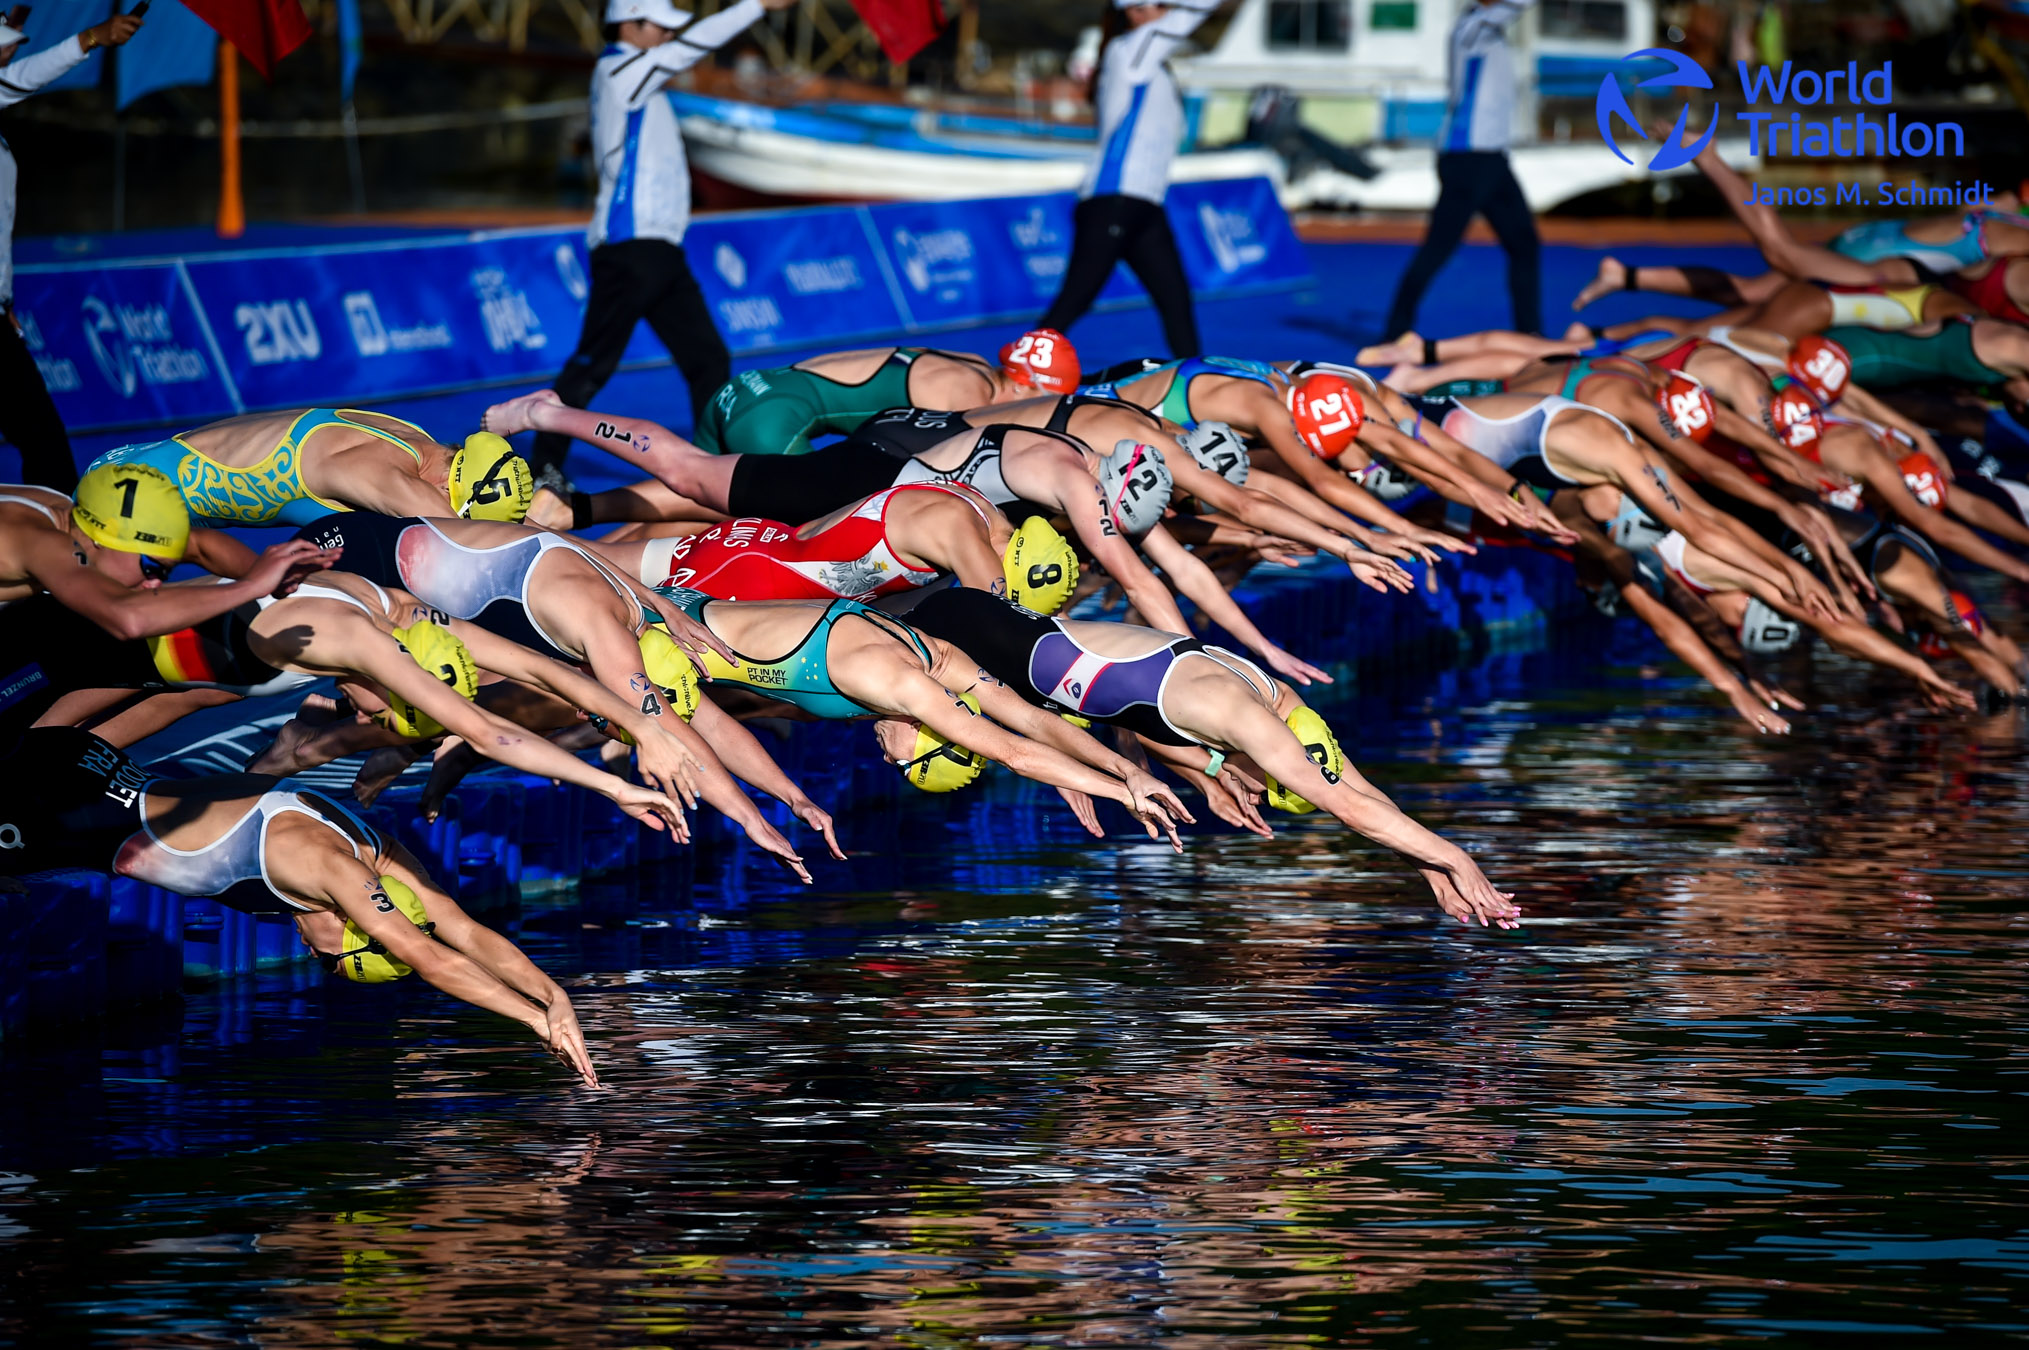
[683,207,903,353]
[10,262,239,433]
[15,178,1309,434]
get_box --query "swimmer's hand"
[1199,767,1273,837]
[246,540,342,598]
[1123,767,1193,833]
[1340,548,1415,594]
[1748,676,1807,714]
[1056,787,1104,838]
[611,781,689,839]
[1262,644,1332,688]
[642,592,739,672]
[1360,530,1446,567]
[1917,672,1979,714]
[1419,854,1521,930]
[1123,793,1184,852]
[1404,522,1475,557]
[1725,682,1792,735]
[632,725,704,809]
[755,826,812,884]
[541,996,599,1088]
[789,797,847,861]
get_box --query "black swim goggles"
[138,554,175,583]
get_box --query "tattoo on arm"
[1646,464,1683,512]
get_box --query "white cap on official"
[606,0,691,27]
[0,22,27,45]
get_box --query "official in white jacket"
[532,0,794,487]
[1038,0,1229,358]
[0,8,143,491]
[1383,0,1540,338]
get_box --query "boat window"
[1266,0,1352,51]
[1540,0,1626,40]
[1369,1,1415,30]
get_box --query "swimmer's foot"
[1573,256,1628,310]
[354,744,426,807]
[526,486,575,531]
[482,388,564,437]
[1562,320,1597,344]
[1355,330,1422,366]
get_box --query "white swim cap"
[1096,439,1172,539]
[1177,421,1250,486]
[1738,596,1803,653]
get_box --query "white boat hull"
[679,112,1284,204]
[1283,139,1761,213]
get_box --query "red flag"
[847,0,945,63]
[182,0,313,78]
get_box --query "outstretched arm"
[22,534,339,640]
[1138,524,1333,686]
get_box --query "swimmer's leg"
[1384,351,1537,392]
[530,476,723,533]
[1691,138,1908,286]
[38,686,243,747]
[485,391,739,515]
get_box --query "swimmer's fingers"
[767,845,813,884]
[796,802,848,860]
[545,1007,599,1088]
[1057,787,1104,838]
[1145,783,1194,827]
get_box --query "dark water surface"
[4,638,2028,1346]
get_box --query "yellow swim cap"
[1266,706,1346,814]
[333,876,437,983]
[449,432,535,522]
[1002,516,1079,615]
[71,463,190,560]
[899,691,987,792]
[637,624,704,720]
[376,620,480,740]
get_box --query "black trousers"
[1039,194,1200,358]
[532,238,730,481]
[1385,150,1542,338]
[0,314,77,492]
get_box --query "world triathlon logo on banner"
[1594,53,1990,208]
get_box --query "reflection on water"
[3,632,2028,1346]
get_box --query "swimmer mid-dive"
[632,590,1194,849]
[0,464,338,634]
[898,587,1519,927]
[88,411,534,527]
[0,727,600,1085]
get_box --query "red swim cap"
[1287,372,1364,459]
[1898,450,1948,508]
[1001,328,1080,394]
[1657,373,1716,443]
[1770,383,1825,459]
[1917,589,1988,657]
[1788,335,1851,406]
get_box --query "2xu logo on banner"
[236,299,322,366]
